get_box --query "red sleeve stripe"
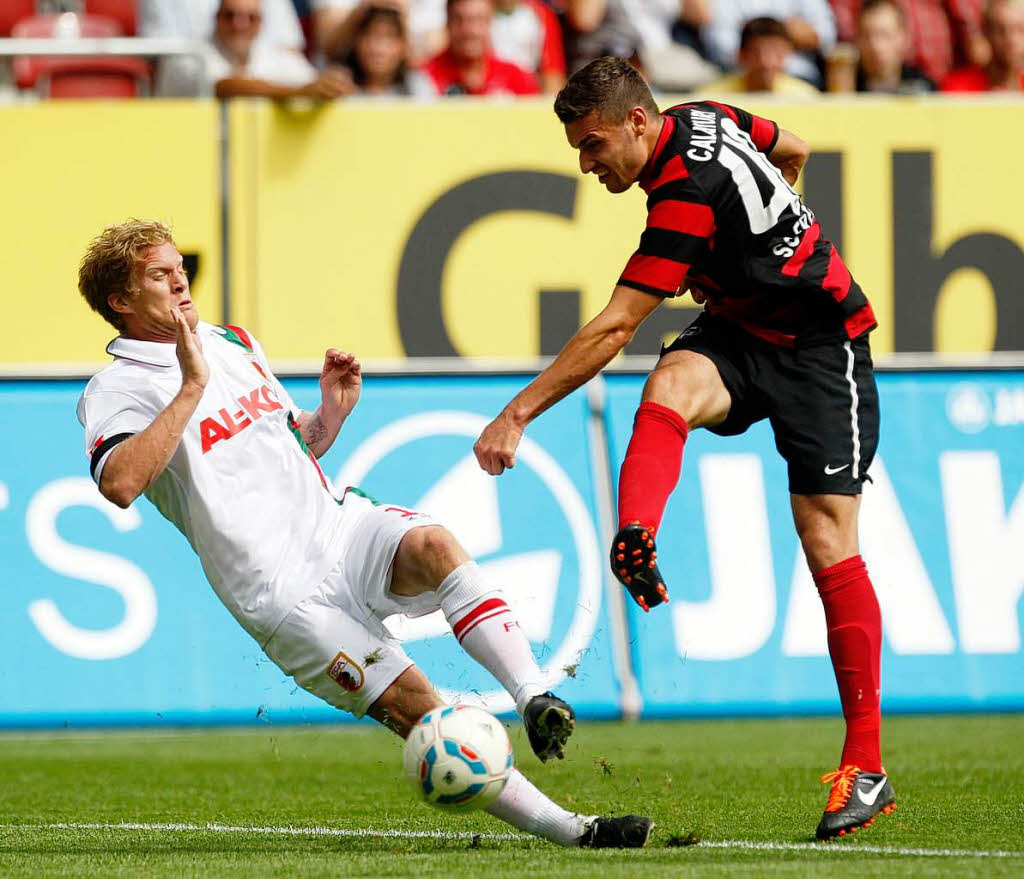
[620,253,688,293]
[452,598,511,642]
[647,200,715,238]
[845,303,877,339]
[781,223,821,277]
[644,154,689,192]
[749,115,777,152]
[822,246,853,303]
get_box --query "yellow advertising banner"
[1,98,1020,369]
[228,97,1023,363]
[0,101,222,368]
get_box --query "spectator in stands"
[313,0,448,64]
[829,0,987,84]
[341,4,434,94]
[942,0,1023,89]
[157,0,352,97]
[705,16,821,93]
[703,0,836,86]
[141,0,307,51]
[491,0,566,93]
[567,0,718,90]
[854,0,936,90]
[420,0,540,95]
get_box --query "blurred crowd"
[0,0,1020,98]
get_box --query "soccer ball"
[402,705,513,811]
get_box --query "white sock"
[485,768,593,846]
[438,562,546,715]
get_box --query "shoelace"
[821,765,861,812]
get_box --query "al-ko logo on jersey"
[335,411,602,714]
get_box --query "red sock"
[617,401,688,534]
[813,555,882,773]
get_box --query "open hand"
[171,306,209,391]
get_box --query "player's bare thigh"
[642,349,732,429]
[791,493,862,572]
[367,665,443,737]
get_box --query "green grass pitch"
[0,714,1021,877]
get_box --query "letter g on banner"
[396,172,578,356]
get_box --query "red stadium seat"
[84,0,136,37]
[0,0,36,37]
[12,13,149,96]
[45,68,142,98]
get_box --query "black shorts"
[661,314,879,495]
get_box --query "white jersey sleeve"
[76,377,164,485]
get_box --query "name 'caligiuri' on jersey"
[617,101,876,347]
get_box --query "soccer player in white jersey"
[75,219,653,849]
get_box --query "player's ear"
[107,289,135,317]
[628,105,648,137]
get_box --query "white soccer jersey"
[76,322,351,645]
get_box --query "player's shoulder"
[82,356,151,398]
[77,358,160,427]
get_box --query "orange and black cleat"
[816,765,897,840]
[610,523,669,612]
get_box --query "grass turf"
[0,714,1021,877]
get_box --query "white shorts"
[263,494,441,718]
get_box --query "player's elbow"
[99,474,139,509]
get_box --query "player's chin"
[601,176,629,193]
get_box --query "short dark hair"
[739,17,792,50]
[553,56,659,125]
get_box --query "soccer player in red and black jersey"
[474,56,897,840]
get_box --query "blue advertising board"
[0,370,1021,727]
[0,377,618,726]
[604,371,1024,716]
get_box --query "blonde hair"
[79,219,175,330]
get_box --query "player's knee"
[368,667,443,738]
[642,358,725,427]
[642,367,691,414]
[398,525,468,586]
[797,520,849,572]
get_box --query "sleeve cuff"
[90,432,135,483]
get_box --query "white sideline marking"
[1,821,524,842]
[1,823,1020,858]
[695,840,1022,859]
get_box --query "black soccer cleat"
[610,523,669,612]
[816,766,897,840]
[579,815,656,848]
[524,692,576,762]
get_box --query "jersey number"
[717,119,800,235]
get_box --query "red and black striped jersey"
[617,101,876,347]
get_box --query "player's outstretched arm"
[474,286,661,475]
[769,129,811,185]
[297,349,361,458]
[99,307,208,509]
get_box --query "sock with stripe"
[617,401,689,534]
[485,768,592,846]
[438,562,546,716]
[813,554,883,773]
